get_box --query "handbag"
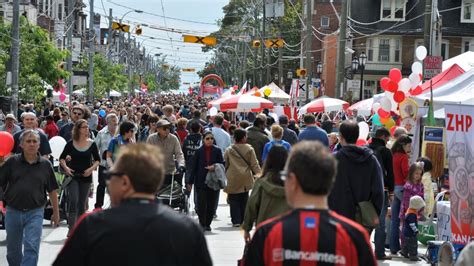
[231,146,254,175]
[345,174,379,231]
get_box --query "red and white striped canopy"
[210,94,274,112]
[299,97,349,115]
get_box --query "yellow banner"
[183,35,217,46]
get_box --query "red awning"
[419,63,465,93]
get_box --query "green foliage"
[0,17,69,102]
[75,53,128,98]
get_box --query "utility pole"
[423,0,433,55]
[242,40,248,85]
[278,19,283,88]
[335,0,348,99]
[10,0,20,118]
[261,2,266,85]
[106,8,112,97]
[127,32,132,95]
[88,0,94,101]
[305,0,313,102]
[253,7,258,86]
[67,0,76,97]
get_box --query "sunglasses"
[104,171,124,181]
[73,112,83,116]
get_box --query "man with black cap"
[278,114,297,145]
[147,120,185,186]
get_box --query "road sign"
[181,68,195,72]
[423,56,443,79]
[112,22,130,33]
[183,35,217,46]
[264,38,284,48]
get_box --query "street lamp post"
[351,52,367,101]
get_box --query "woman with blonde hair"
[60,119,100,236]
[261,125,291,163]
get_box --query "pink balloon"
[0,131,14,156]
[59,93,66,102]
[388,68,402,83]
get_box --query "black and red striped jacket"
[241,208,376,266]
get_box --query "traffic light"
[297,68,307,77]
[252,40,261,48]
[135,25,142,36]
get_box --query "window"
[364,80,376,99]
[381,0,406,21]
[58,3,63,20]
[39,0,44,13]
[379,39,390,62]
[463,38,474,52]
[461,0,474,23]
[366,37,402,63]
[367,39,374,61]
[321,16,330,28]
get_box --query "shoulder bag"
[345,172,379,231]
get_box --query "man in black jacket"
[328,121,384,226]
[54,143,211,266]
[278,115,297,145]
[369,127,394,260]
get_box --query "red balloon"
[0,131,14,156]
[390,126,398,136]
[410,85,423,96]
[394,91,406,103]
[378,108,391,119]
[356,139,368,146]
[380,77,390,90]
[387,81,398,92]
[389,68,402,83]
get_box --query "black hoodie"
[369,138,395,192]
[328,145,384,221]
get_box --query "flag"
[289,79,299,108]
[238,81,248,95]
[426,80,436,126]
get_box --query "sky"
[89,0,229,90]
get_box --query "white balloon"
[358,122,370,141]
[209,107,218,116]
[380,97,392,111]
[411,62,423,74]
[398,78,411,93]
[49,136,67,159]
[409,72,421,88]
[416,46,427,61]
[372,102,381,113]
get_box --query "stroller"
[44,170,70,223]
[156,169,190,214]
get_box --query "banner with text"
[445,104,474,249]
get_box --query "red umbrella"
[210,94,273,112]
[299,97,349,115]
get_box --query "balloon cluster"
[373,45,428,129]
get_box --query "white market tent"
[258,82,290,101]
[442,51,474,72]
[413,69,474,110]
[109,90,122,97]
[72,88,85,96]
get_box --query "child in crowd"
[401,195,425,261]
[416,157,435,217]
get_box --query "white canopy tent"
[413,69,474,110]
[442,51,474,72]
[258,82,290,101]
[72,88,86,96]
[109,90,122,97]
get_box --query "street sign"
[112,22,130,33]
[344,66,354,80]
[183,35,217,46]
[423,56,443,79]
[181,68,195,72]
[264,38,284,48]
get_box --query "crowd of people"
[0,92,456,265]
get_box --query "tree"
[0,17,69,102]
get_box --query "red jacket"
[393,152,409,186]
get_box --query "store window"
[461,0,474,23]
[381,0,406,21]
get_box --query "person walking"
[369,127,395,260]
[59,119,100,236]
[93,113,118,210]
[139,114,159,142]
[224,129,261,227]
[261,125,291,163]
[246,115,269,166]
[58,105,86,142]
[278,115,297,145]
[182,122,202,210]
[53,143,212,265]
[297,113,329,146]
[13,112,52,157]
[241,145,290,242]
[328,121,384,228]
[0,114,21,135]
[106,121,136,168]
[188,131,224,231]
[43,115,59,139]
[0,130,60,266]
[241,141,376,265]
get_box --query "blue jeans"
[375,191,389,258]
[5,207,44,266]
[390,185,404,253]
